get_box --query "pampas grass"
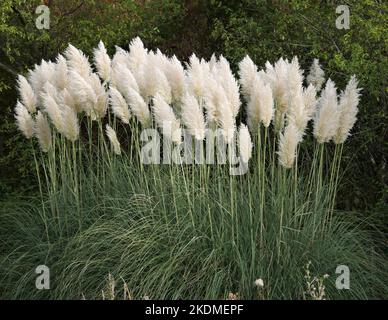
[106,124,121,155]
[238,123,252,163]
[34,111,52,152]
[93,41,111,82]
[334,75,361,144]
[307,58,325,92]
[152,93,181,144]
[109,86,131,124]
[313,79,339,143]
[17,75,36,113]
[181,93,206,141]
[8,39,379,300]
[14,101,34,139]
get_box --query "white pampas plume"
[60,88,79,113]
[218,101,235,144]
[164,55,186,103]
[307,59,325,91]
[334,75,361,144]
[303,84,318,122]
[105,124,121,155]
[128,37,148,71]
[67,70,97,117]
[64,44,92,79]
[278,123,302,168]
[93,41,111,82]
[34,111,52,152]
[203,74,227,127]
[286,57,309,133]
[17,75,36,113]
[265,57,289,112]
[54,54,68,91]
[181,93,206,140]
[186,54,210,101]
[15,101,34,139]
[238,123,253,163]
[41,90,63,132]
[238,55,258,102]
[152,93,181,144]
[61,105,80,142]
[247,74,274,130]
[110,63,139,99]
[313,79,339,143]
[142,52,172,104]
[126,87,151,127]
[112,46,131,69]
[28,60,56,105]
[90,73,108,118]
[109,86,131,124]
[216,55,241,117]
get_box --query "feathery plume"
[126,88,151,127]
[203,74,230,131]
[34,111,52,152]
[334,75,361,144]
[142,53,172,104]
[313,79,339,143]
[109,86,131,124]
[41,90,63,132]
[28,60,56,105]
[15,101,34,139]
[238,123,253,163]
[110,63,139,99]
[181,93,206,140]
[94,41,111,82]
[60,88,79,113]
[238,55,258,102]
[307,59,325,91]
[112,46,131,69]
[17,75,37,113]
[128,37,148,71]
[164,55,186,103]
[278,123,302,168]
[61,105,80,142]
[152,93,181,144]
[265,57,289,112]
[90,73,108,118]
[54,54,68,91]
[247,74,274,130]
[286,57,309,133]
[186,54,210,102]
[216,55,241,117]
[303,84,318,122]
[67,70,97,117]
[218,101,235,144]
[105,124,121,155]
[64,44,92,79]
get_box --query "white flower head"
[93,40,111,82]
[15,101,34,139]
[307,59,325,92]
[255,278,264,288]
[17,75,37,113]
[239,123,253,163]
[105,124,121,155]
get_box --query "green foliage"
[0,146,386,299]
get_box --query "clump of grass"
[3,38,386,300]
